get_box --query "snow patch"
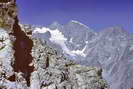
[49,29,67,42]
[33,27,87,57]
[70,20,90,29]
[33,27,74,56]
[85,41,88,44]
[71,45,87,57]
[69,38,73,43]
[33,27,48,33]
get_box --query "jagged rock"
[0,29,29,89]
[0,0,17,33]
[31,38,108,89]
[0,29,14,78]
[20,24,33,36]
[0,1,29,89]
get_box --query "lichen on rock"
[0,0,17,32]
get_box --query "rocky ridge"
[30,38,107,89]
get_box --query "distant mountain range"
[32,20,133,89]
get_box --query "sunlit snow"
[71,44,87,57]
[33,27,87,57]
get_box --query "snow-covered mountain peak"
[98,26,129,42]
[69,20,88,27]
[29,22,133,89]
[101,26,128,35]
[67,20,93,32]
[32,20,97,60]
[49,21,63,30]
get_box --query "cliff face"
[12,18,34,86]
[0,1,108,89]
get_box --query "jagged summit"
[49,21,63,30]
[101,26,128,35]
[68,20,89,28]
[50,21,61,27]
[66,20,93,32]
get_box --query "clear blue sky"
[17,0,133,33]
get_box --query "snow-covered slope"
[33,20,96,61]
[32,21,133,89]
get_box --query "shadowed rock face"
[12,17,34,86]
[0,0,11,3]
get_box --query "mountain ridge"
[32,20,133,89]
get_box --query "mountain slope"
[32,22,133,89]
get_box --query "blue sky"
[17,0,133,33]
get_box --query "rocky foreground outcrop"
[30,38,107,89]
[0,0,108,89]
[0,28,108,89]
